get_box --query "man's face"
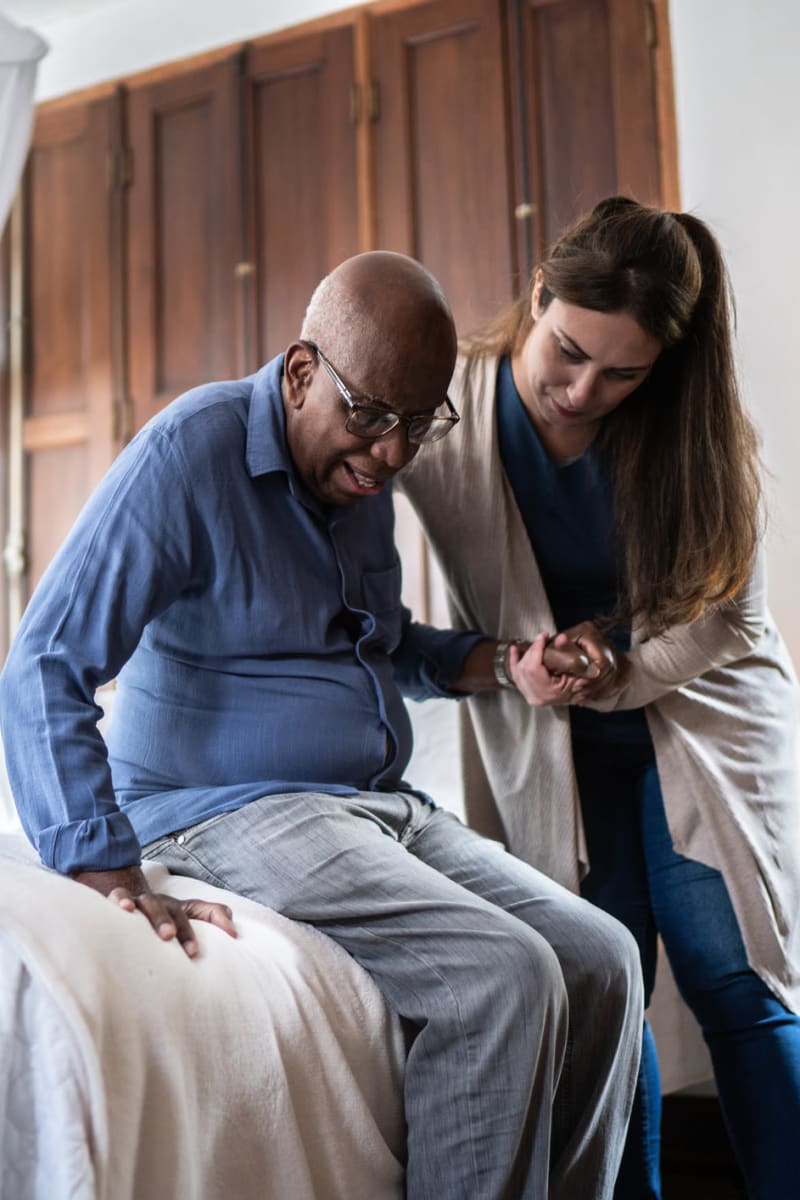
[283,339,453,507]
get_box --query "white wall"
[5,0,347,101]
[670,0,800,665]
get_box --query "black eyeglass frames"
[304,340,460,445]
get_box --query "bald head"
[301,251,457,392]
[281,253,458,507]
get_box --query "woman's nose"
[566,366,598,407]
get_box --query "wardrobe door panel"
[25,445,88,589]
[126,58,241,431]
[517,0,662,256]
[22,94,120,600]
[245,26,360,365]
[371,0,517,335]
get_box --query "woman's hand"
[508,633,587,706]
[554,621,630,703]
[542,637,593,677]
[74,865,238,957]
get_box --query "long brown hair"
[463,196,762,636]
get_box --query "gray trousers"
[144,791,642,1199]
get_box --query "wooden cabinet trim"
[650,0,681,208]
[22,411,89,451]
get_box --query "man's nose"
[370,424,415,471]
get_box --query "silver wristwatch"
[493,641,518,690]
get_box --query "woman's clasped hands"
[509,622,629,707]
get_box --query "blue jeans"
[144,790,643,1199]
[574,740,800,1200]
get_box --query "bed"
[0,693,465,1199]
[0,830,407,1200]
[0,691,711,1198]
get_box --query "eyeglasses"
[305,340,460,444]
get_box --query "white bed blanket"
[0,835,406,1200]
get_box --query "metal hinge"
[350,81,380,124]
[350,81,361,124]
[645,0,658,49]
[367,81,380,122]
[107,146,133,191]
[113,395,135,445]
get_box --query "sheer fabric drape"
[0,11,48,232]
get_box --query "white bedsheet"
[0,834,406,1200]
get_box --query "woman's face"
[512,274,663,459]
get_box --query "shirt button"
[176,834,186,846]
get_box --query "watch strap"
[493,640,517,690]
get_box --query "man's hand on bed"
[73,865,238,957]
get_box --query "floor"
[661,1087,747,1199]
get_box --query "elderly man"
[0,252,641,1199]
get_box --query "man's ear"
[283,342,317,410]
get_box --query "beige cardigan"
[400,353,800,1013]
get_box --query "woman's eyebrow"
[555,328,651,371]
[555,329,588,357]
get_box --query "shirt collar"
[245,351,388,527]
[246,353,293,479]
[245,352,339,519]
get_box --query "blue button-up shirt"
[0,356,480,874]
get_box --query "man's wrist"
[72,864,149,897]
[493,640,521,690]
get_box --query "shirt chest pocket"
[361,563,403,651]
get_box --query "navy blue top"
[0,355,481,875]
[495,356,651,747]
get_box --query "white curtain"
[0,11,46,830]
[0,11,48,234]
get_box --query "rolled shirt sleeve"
[0,426,198,873]
[392,608,484,700]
